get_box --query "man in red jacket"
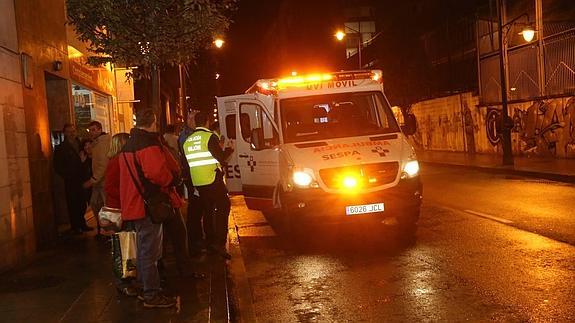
[119,109,182,308]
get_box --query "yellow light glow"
[67,45,83,59]
[342,176,358,189]
[335,30,346,41]
[291,71,297,76]
[520,28,535,42]
[277,73,333,87]
[214,38,224,48]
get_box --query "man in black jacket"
[54,124,92,233]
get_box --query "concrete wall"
[0,0,35,272]
[410,92,575,158]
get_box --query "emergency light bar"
[246,70,383,94]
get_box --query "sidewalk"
[0,213,231,322]
[417,150,575,183]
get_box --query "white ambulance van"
[216,70,422,233]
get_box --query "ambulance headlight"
[402,160,420,178]
[293,171,313,187]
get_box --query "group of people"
[54,108,234,309]
[54,120,111,235]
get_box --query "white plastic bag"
[116,231,137,279]
[98,206,122,233]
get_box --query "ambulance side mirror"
[401,114,417,136]
[250,128,265,150]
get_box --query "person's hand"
[226,139,235,152]
[83,180,93,189]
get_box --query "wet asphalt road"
[231,165,575,322]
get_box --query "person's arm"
[207,133,233,164]
[91,136,111,184]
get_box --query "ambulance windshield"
[280,91,399,143]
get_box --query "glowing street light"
[520,27,535,42]
[214,38,224,48]
[335,30,346,41]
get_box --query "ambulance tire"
[278,189,303,235]
[396,208,419,244]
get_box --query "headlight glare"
[293,171,313,187]
[403,160,420,178]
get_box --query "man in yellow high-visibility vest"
[183,111,234,259]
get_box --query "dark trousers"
[64,180,87,230]
[187,192,214,251]
[197,179,231,248]
[162,209,191,273]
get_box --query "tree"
[67,0,237,120]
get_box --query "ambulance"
[216,70,422,233]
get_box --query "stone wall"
[14,0,71,246]
[410,92,575,158]
[0,0,35,272]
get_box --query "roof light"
[371,70,383,83]
[246,70,383,94]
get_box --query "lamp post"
[496,0,536,166]
[335,28,382,69]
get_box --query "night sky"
[218,0,345,95]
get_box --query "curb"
[227,211,257,323]
[421,161,575,184]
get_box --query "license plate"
[345,203,385,216]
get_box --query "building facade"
[0,0,134,272]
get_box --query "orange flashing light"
[248,70,383,94]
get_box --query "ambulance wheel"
[396,208,419,243]
[278,189,301,235]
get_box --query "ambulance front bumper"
[282,176,422,221]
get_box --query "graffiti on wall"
[485,97,575,156]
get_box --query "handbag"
[123,153,176,224]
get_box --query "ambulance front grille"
[319,162,399,189]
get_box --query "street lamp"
[334,28,363,69]
[334,28,382,69]
[496,0,536,166]
[214,38,224,49]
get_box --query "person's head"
[194,111,209,129]
[81,139,93,156]
[87,121,103,139]
[210,121,220,132]
[165,124,175,135]
[135,109,157,132]
[186,111,195,129]
[108,132,130,158]
[62,123,76,140]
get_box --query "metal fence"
[478,0,575,105]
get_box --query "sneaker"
[143,294,177,308]
[117,286,139,297]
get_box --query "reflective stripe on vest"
[183,128,219,186]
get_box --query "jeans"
[197,179,231,248]
[134,217,163,300]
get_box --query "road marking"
[464,210,513,224]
